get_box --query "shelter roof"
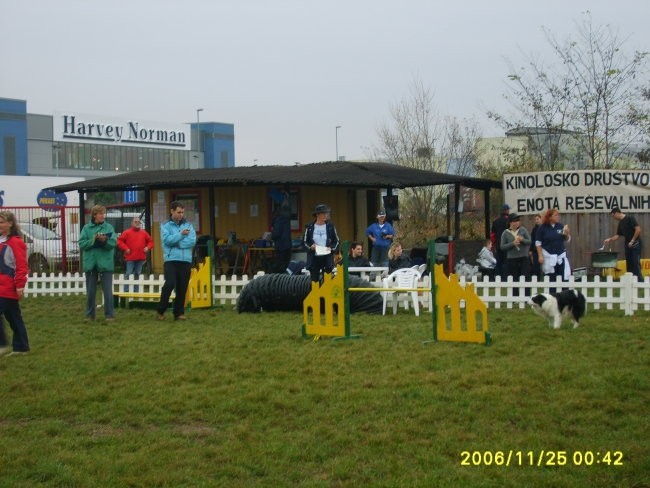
[47,160,501,193]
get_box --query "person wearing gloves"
[156,201,196,321]
[79,205,118,322]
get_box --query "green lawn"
[1,296,648,487]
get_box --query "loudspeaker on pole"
[382,195,399,221]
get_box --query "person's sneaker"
[84,317,95,323]
[105,317,115,322]
[0,346,11,357]
[156,313,165,321]
[174,315,187,321]
[6,351,29,357]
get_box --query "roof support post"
[454,182,461,239]
[483,188,491,239]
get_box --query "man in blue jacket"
[156,201,196,321]
[366,210,394,267]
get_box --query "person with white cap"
[303,204,339,283]
[366,210,395,267]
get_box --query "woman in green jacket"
[78,205,117,321]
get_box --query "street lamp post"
[335,125,341,161]
[53,143,61,176]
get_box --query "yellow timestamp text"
[460,450,624,467]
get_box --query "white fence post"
[621,273,634,316]
[23,270,650,316]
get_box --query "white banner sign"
[504,170,650,214]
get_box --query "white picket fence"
[23,270,650,316]
[25,272,262,308]
[462,273,650,316]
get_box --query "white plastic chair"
[382,268,422,316]
[412,263,427,275]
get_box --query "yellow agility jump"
[301,241,490,345]
[431,262,490,345]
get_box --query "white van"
[19,222,80,273]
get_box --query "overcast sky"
[1,0,648,166]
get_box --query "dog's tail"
[574,290,587,319]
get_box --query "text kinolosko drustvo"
[506,171,650,190]
[504,170,650,214]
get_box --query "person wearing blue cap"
[366,210,395,267]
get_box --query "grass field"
[1,296,648,487]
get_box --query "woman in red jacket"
[0,210,30,356]
[117,217,153,292]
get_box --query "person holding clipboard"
[78,205,117,322]
[303,204,339,283]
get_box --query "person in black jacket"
[604,207,643,281]
[529,213,542,280]
[303,204,340,283]
[271,202,292,273]
[388,242,412,273]
[491,204,510,279]
[348,241,371,267]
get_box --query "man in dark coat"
[271,201,292,273]
[491,204,510,279]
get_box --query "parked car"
[19,222,80,273]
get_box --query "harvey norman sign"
[504,170,650,215]
[54,112,189,150]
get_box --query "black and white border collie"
[530,290,586,329]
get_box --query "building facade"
[476,127,648,172]
[0,97,235,178]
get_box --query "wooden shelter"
[49,161,502,273]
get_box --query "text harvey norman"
[56,113,188,149]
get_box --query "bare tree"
[442,115,483,176]
[628,83,650,169]
[488,55,576,171]
[547,16,648,168]
[374,80,482,246]
[490,13,648,169]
